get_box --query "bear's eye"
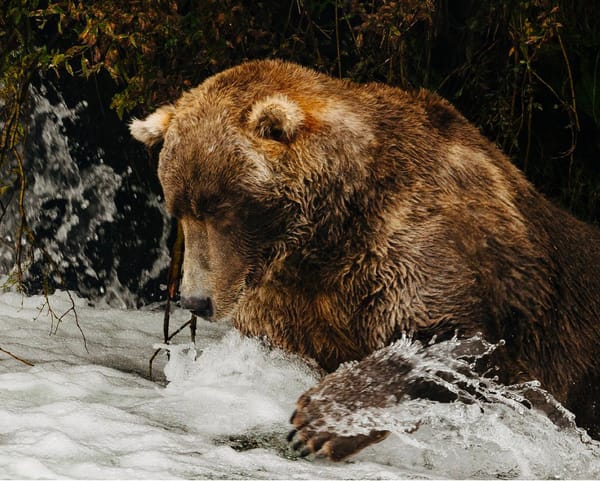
[194,196,230,219]
[265,125,285,142]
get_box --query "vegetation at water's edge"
[1,0,599,295]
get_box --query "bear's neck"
[233,228,407,371]
[231,176,420,370]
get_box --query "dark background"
[1,0,599,304]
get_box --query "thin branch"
[33,278,87,353]
[529,68,578,158]
[0,346,34,367]
[13,148,29,287]
[556,31,580,132]
[149,314,197,379]
[334,0,342,79]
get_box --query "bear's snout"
[181,296,214,319]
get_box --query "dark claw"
[300,447,312,458]
[309,432,332,453]
[289,410,297,424]
[286,429,297,442]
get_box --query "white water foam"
[0,289,599,479]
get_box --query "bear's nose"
[181,296,214,319]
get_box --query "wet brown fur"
[131,60,600,454]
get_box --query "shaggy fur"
[130,59,600,459]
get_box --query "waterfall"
[0,80,172,307]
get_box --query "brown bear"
[130,59,600,460]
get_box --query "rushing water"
[3,288,598,479]
[0,80,171,306]
[163,331,600,479]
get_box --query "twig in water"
[149,219,187,379]
[0,346,34,366]
[35,289,88,353]
[149,313,197,379]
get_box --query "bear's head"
[129,60,375,320]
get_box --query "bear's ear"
[248,94,304,142]
[129,104,175,147]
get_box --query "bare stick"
[149,314,197,379]
[164,221,185,341]
[0,346,34,367]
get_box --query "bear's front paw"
[288,392,390,461]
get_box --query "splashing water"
[313,335,576,435]
[276,334,600,478]
[0,81,170,306]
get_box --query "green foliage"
[1,0,600,229]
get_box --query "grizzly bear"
[130,59,600,460]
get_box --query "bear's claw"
[288,424,389,461]
[289,397,390,461]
